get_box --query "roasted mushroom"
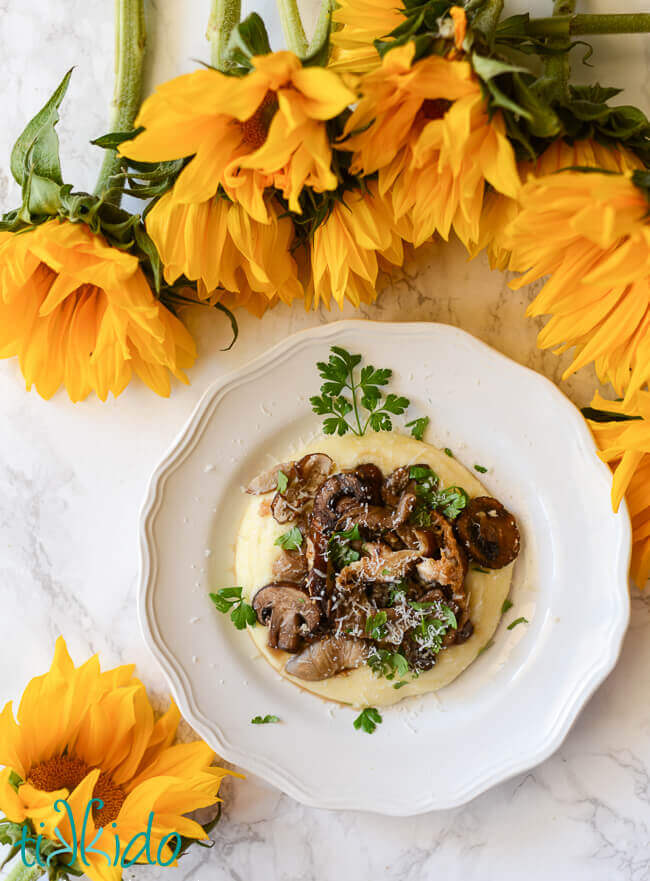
[252,583,320,653]
[272,549,308,582]
[285,636,368,680]
[311,472,376,531]
[270,453,334,523]
[454,497,520,569]
[335,492,417,536]
[246,462,297,495]
[337,546,423,589]
[381,464,429,507]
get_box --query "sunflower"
[121,52,355,223]
[309,183,410,309]
[145,192,303,317]
[587,392,650,588]
[0,638,234,881]
[339,42,520,250]
[476,138,645,270]
[329,0,404,74]
[0,220,196,402]
[507,169,650,399]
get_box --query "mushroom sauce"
[235,434,520,708]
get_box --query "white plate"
[138,321,631,814]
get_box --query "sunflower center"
[28,755,125,827]
[420,98,452,120]
[240,92,278,149]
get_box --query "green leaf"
[365,610,388,640]
[90,128,144,149]
[209,587,242,613]
[251,714,280,724]
[439,604,457,630]
[231,601,257,630]
[226,13,272,68]
[474,464,488,473]
[393,680,408,689]
[134,222,163,292]
[11,68,72,187]
[471,53,529,82]
[406,416,429,441]
[353,707,383,733]
[329,524,362,568]
[477,639,494,656]
[444,448,454,457]
[360,365,391,387]
[507,616,528,631]
[382,394,409,415]
[276,471,289,493]
[501,598,513,614]
[275,527,303,551]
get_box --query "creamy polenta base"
[235,433,514,708]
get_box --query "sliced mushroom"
[272,549,308,582]
[246,461,297,494]
[396,524,437,556]
[454,497,520,569]
[336,492,417,536]
[285,636,368,680]
[352,463,384,505]
[252,583,320,653]
[312,472,375,531]
[337,546,423,589]
[269,453,333,523]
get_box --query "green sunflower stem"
[93,0,146,205]
[543,0,576,99]
[309,0,332,54]
[0,855,44,881]
[527,13,650,37]
[277,0,308,56]
[208,0,242,71]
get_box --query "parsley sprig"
[310,347,409,436]
[209,587,257,630]
[367,648,409,680]
[365,610,388,640]
[353,707,383,734]
[275,527,303,550]
[251,714,280,724]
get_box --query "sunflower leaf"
[11,68,72,188]
[226,13,272,68]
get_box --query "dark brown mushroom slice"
[335,492,417,536]
[395,524,438,556]
[311,472,376,531]
[352,463,383,505]
[454,497,520,569]
[285,636,368,680]
[415,512,468,604]
[246,461,297,495]
[252,583,320,653]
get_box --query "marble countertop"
[1,1,649,879]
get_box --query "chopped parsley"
[367,648,409,680]
[473,566,489,574]
[209,587,256,630]
[274,527,303,551]
[393,680,408,689]
[477,639,494,656]
[444,448,454,458]
[310,346,409,436]
[365,610,388,640]
[507,616,529,630]
[408,464,468,523]
[501,598,513,614]
[276,470,289,493]
[389,584,407,605]
[353,707,383,734]
[329,524,362,568]
[406,416,429,441]
[474,464,488,474]
[251,714,280,725]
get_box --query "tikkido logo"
[18,798,182,869]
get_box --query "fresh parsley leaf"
[410,465,437,482]
[276,470,289,493]
[311,346,410,437]
[251,714,280,725]
[389,584,407,605]
[444,448,454,457]
[435,486,469,520]
[474,464,488,474]
[274,527,303,551]
[406,416,429,441]
[329,524,362,568]
[353,707,383,733]
[507,616,529,631]
[408,466,468,522]
[501,598,513,614]
[209,588,256,630]
[393,680,408,689]
[439,605,458,629]
[365,610,388,640]
[231,601,257,630]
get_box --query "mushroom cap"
[454,496,520,569]
[252,583,321,653]
[285,636,368,681]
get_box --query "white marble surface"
[1,1,650,879]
